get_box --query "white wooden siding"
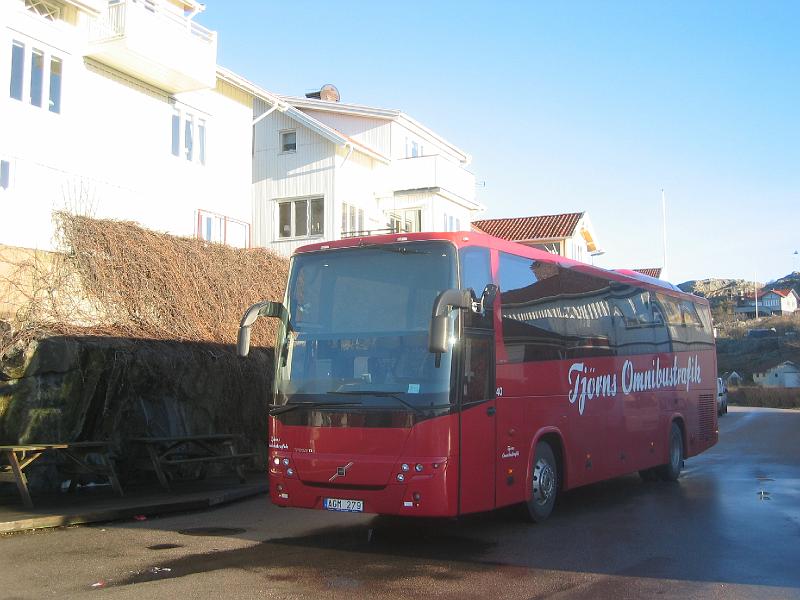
[390,121,465,163]
[302,109,390,158]
[1,4,253,250]
[252,100,336,254]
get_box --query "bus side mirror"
[480,284,498,313]
[428,289,473,354]
[237,301,286,357]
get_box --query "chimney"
[305,84,340,102]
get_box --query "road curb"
[0,483,268,534]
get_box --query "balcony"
[391,155,477,208]
[86,0,217,93]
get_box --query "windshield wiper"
[328,390,451,415]
[269,400,363,416]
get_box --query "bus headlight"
[397,473,405,482]
[401,463,410,472]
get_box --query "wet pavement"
[1,406,799,599]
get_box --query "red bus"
[237,231,718,521]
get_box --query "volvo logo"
[329,461,354,482]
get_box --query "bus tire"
[657,422,684,482]
[523,441,558,523]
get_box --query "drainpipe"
[251,102,281,127]
[341,142,353,167]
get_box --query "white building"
[754,361,800,388]
[1,0,254,250]
[472,212,600,263]
[735,289,799,318]
[249,86,484,256]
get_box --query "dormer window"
[280,130,296,153]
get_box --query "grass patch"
[728,386,800,409]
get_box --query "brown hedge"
[4,213,288,349]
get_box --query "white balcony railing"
[90,1,215,44]
[86,0,217,92]
[391,155,477,205]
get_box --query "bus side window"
[463,335,493,404]
[498,252,564,362]
[460,247,493,329]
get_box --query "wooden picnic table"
[0,442,123,509]
[129,434,254,491]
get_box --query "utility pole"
[661,189,667,280]
[754,273,759,319]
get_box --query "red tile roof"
[769,288,796,298]
[472,212,584,241]
[634,268,662,278]
[743,289,795,300]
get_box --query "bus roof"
[294,231,706,305]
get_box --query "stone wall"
[0,334,273,490]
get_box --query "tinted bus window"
[499,253,564,362]
[498,256,616,362]
[609,285,671,355]
[558,268,616,359]
[653,293,714,352]
[460,247,493,329]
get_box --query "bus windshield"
[273,241,457,410]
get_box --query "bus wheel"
[523,442,558,522]
[657,422,684,482]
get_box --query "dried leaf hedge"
[3,213,288,350]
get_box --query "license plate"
[323,498,364,512]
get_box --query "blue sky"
[201,1,799,284]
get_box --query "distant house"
[753,361,800,388]
[634,268,662,279]
[735,289,799,318]
[723,371,743,386]
[471,212,599,263]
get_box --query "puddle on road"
[177,527,247,537]
[147,543,184,550]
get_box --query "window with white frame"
[184,113,194,161]
[171,109,180,156]
[341,203,364,235]
[280,130,296,153]
[442,214,461,232]
[30,49,44,107]
[278,197,323,239]
[170,107,206,165]
[389,208,421,233]
[0,160,11,191]
[10,42,24,101]
[8,40,63,113]
[48,57,62,113]
[196,209,250,248]
[198,119,206,165]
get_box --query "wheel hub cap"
[533,458,555,506]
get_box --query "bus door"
[458,331,496,515]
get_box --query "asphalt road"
[2,406,799,600]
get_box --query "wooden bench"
[0,442,123,509]
[129,435,254,491]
